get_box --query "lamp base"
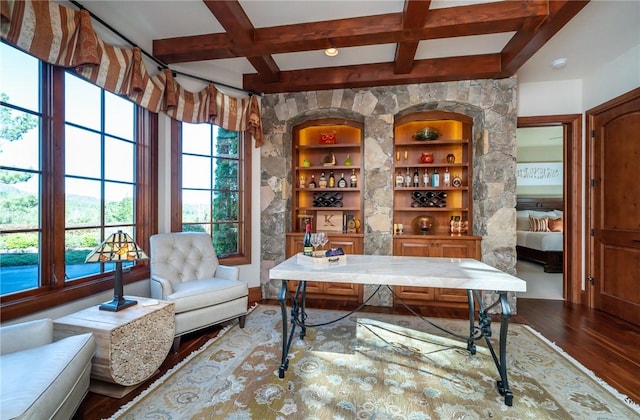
[99,298,138,312]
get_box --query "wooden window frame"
[170,119,251,265]
[0,60,157,321]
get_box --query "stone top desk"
[270,254,526,406]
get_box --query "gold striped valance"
[0,0,263,147]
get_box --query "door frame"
[517,115,583,304]
[585,87,640,310]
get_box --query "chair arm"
[215,265,240,281]
[0,318,53,355]
[150,274,175,299]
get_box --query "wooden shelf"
[392,111,477,308]
[288,118,365,303]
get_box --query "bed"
[516,197,564,273]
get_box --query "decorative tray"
[296,252,347,265]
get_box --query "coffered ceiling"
[69,0,637,95]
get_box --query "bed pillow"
[548,217,563,232]
[517,217,530,231]
[529,210,560,220]
[529,215,550,232]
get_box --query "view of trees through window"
[1,43,139,296]
[181,123,242,257]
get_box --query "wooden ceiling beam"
[153,33,235,63]
[153,1,549,63]
[394,0,432,74]
[202,0,280,83]
[499,0,590,77]
[243,54,502,93]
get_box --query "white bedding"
[517,231,563,252]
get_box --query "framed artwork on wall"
[516,162,563,186]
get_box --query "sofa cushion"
[167,278,248,314]
[0,333,94,420]
[0,318,53,355]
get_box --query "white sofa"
[0,318,95,420]
[150,232,248,352]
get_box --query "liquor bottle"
[396,171,404,188]
[413,168,420,187]
[423,168,429,187]
[350,169,358,188]
[319,172,327,188]
[443,167,450,187]
[337,172,347,188]
[405,168,412,188]
[308,174,317,188]
[328,171,335,188]
[303,223,313,256]
[300,175,306,189]
[432,168,440,187]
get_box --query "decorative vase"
[411,215,436,234]
[420,152,434,163]
[446,154,455,163]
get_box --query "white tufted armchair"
[150,232,248,352]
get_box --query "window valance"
[0,0,263,146]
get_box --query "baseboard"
[248,286,262,305]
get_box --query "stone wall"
[259,79,518,309]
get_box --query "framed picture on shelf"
[316,210,344,232]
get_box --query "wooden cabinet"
[292,118,363,232]
[287,118,365,302]
[393,235,481,306]
[392,111,481,307]
[285,232,364,301]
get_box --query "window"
[173,121,251,264]
[64,72,138,279]
[0,43,156,319]
[0,43,41,296]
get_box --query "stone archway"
[259,80,518,304]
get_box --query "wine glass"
[311,233,321,255]
[318,232,329,251]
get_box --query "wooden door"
[589,88,640,325]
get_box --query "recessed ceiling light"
[551,58,567,69]
[325,48,339,57]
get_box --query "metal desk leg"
[278,279,308,378]
[466,289,477,355]
[496,291,513,406]
[476,290,513,406]
[278,280,290,378]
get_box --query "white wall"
[583,45,640,111]
[518,79,583,116]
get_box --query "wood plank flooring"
[75,299,640,419]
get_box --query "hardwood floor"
[75,298,640,419]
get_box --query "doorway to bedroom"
[515,126,565,300]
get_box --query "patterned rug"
[110,305,639,419]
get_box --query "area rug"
[110,305,639,419]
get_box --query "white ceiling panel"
[274,44,397,71]
[416,32,515,60]
[240,0,404,28]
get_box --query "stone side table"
[53,296,175,397]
